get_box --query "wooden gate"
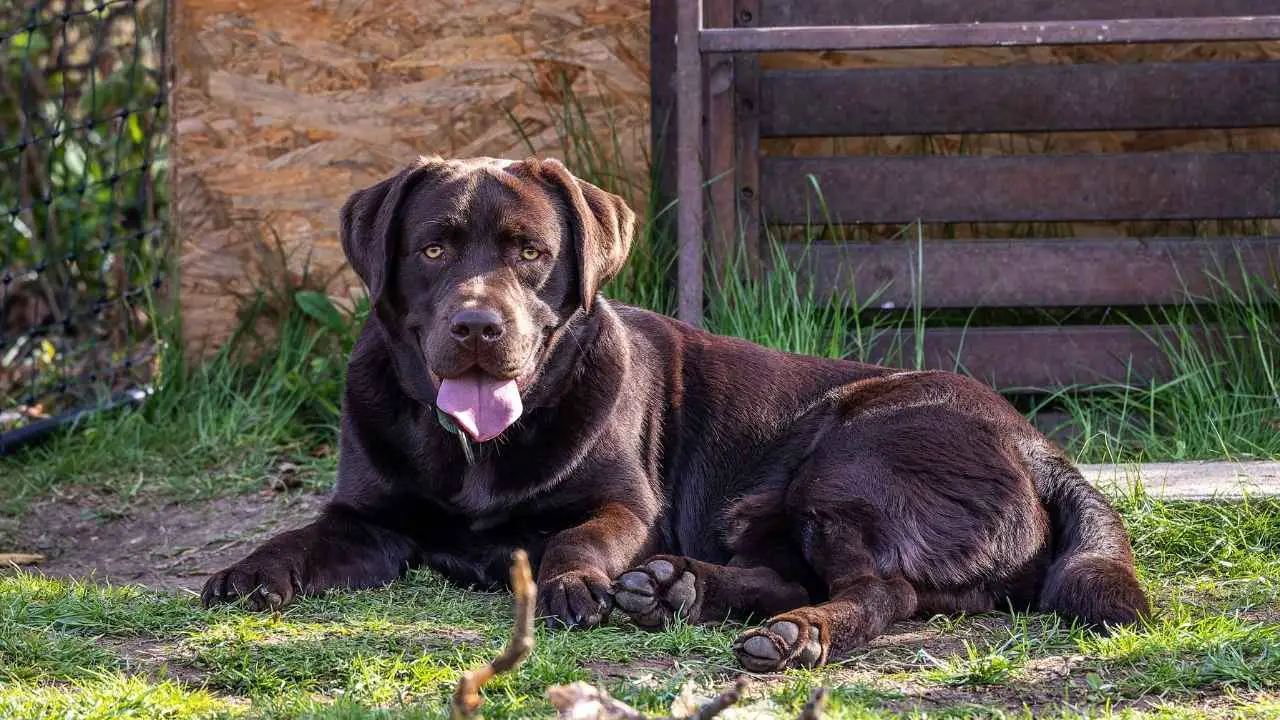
[652,1,1280,389]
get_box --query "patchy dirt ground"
[5,488,1280,718]
[11,489,326,591]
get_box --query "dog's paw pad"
[617,571,656,597]
[733,618,824,672]
[612,556,699,629]
[647,559,676,583]
[740,634,782,663]
[666,569,696,608]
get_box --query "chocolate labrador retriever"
[202,155,1148,671]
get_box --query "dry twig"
[0,553,45,566]
[444,550,826,720]
[450,548,536,719]
[548,677,750,720]
[796,687,828,720]
[547,682,648,719]
[689,676,749,720]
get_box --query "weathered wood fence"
[654,1,1280,389]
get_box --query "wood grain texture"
[762,153,1280,224]
[702,18,1280,53]
[786,237,1280,308]
[761,63,1280,138]
[759,0,1280,26]
[174,0,651,353]
[867,326,1193,389]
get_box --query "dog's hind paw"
[732,613,826,672]
[611,555,700,629]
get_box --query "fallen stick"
[546,682,648,719]
[548,676,751,720]
[0,553,45,566]
[689,676,749,720]
[450,548,537,720]
[446,549,826,719]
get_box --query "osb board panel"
[174,0,650,354]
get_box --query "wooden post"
[676,0,704,326]
[649,0,677,253]
[733,0,762,277]
[704,0,736,290]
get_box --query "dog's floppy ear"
[532,158,635,311]
[340,156,444,304]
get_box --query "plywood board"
[173,0,651,353]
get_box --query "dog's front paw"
[538,570,613,629]
[201,554,301,611]
[732,611,827,672]
[612,555,700,629]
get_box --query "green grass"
[0,282,359,520]
[1060,267,1280,464]
[2,493,1280,718]
[706,239,860,359]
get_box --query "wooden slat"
[867,325,1189,388]
[761,63,1280,138]
[760,0,1280,26]
[762,154,1280,224]
[787,237,1280,308]
[700,17,1280,53]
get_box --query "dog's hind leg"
[731,500,919,672]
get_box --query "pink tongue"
[436,371,523,442]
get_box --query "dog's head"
[340,155,635,442]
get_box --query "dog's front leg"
[536,501,653,629]
[201,502,418,611]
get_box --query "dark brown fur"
[201,156,1149,670]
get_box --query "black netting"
[1,0,168,443]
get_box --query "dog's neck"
[436,300,630,513]
[512,299,612,411]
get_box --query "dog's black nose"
[449,308,505,343]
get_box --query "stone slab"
[1079,460,1280,500]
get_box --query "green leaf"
[62,140,87,179]
[127,113,144,145]
[294,291,346,332]
[6,214,33,240]
[8,31,51,56]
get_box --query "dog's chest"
[449,460,502,517]
[446,456,546,521]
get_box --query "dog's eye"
[520,247,541,261]
[423,245,444,260]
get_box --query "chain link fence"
[1,0,169,450]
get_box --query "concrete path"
[1079,461,1280,500]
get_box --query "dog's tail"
[1030,451,1149,628]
